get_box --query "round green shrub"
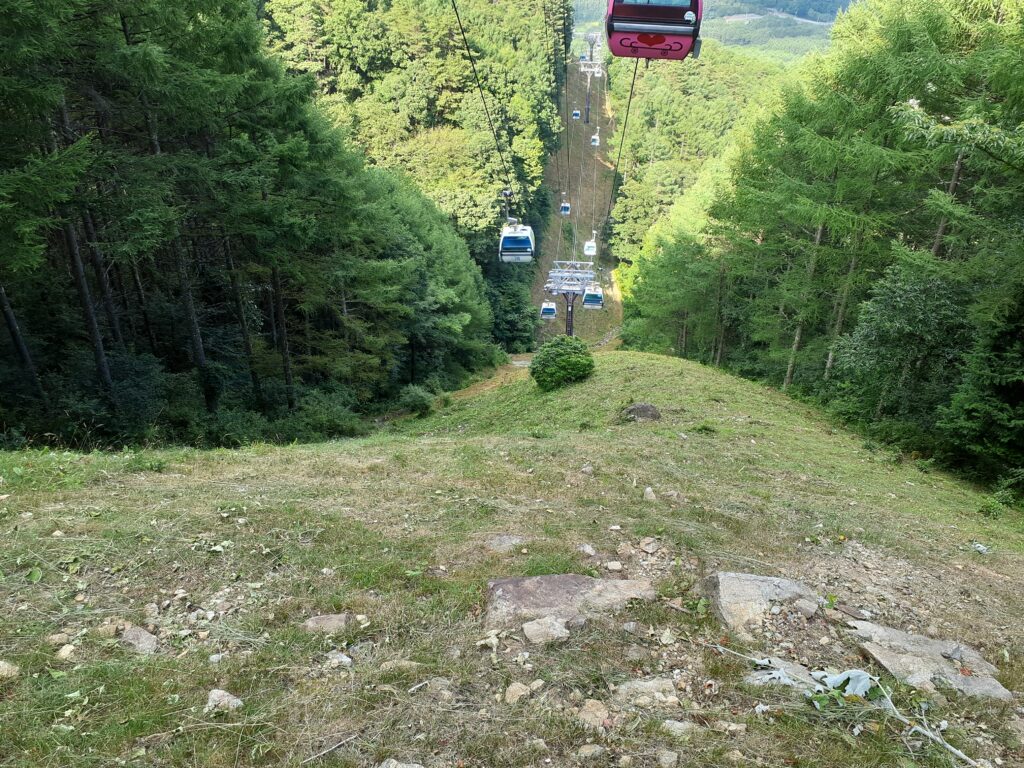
[398,384,435,417]
[529,335,595,392]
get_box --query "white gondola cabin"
[591,133,600,146]
[583,239,597,257]
[498,221,535,263]
[572,109,581,120]
[540,301,558,320]
[559,201,571,216]
[582,283,604,309]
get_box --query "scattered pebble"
[301,613,352,634]
[121,626,159,655]
[577,698,609,730]
[0,660,19,679]
[605,561,623,572]
[522,616,570,645]
[204,689,243,713]
[662,719,701,739]
[327,650,353,668]
[55,644,75,661]
[656,748,679,768]
[577,744,606,760]
[504,681,531,704]
[643,487,657,502]
[639,537,660,554]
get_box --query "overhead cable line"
[562,9,573,227]
[450,0,518,211]
[540,0,572,244]
[606,58,639,222]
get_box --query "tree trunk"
[175,240,216,412]
[225,244,264,408]
[266,286,278,347]
[712,265,726,365]
[130,260,159,353]
[0,282,47,403]
[931,149,965,258]
[824,255,858,380]
[783,322,803,391]
[676,312,688,358]
[783,222,825,391]
[272,266,296,410]
[82,210,124,348]
[63,217,116,399]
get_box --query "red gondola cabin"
[606,0,702,61]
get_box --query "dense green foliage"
[620,0,1024,481]
[606,40,780,284]
[263,0,572,351]
[398,383,436,417]
[529,334,595,391]
[1,0,558,446]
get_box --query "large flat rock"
[703,572,819,639]
[847,620,1012,701]
[485,574,655,629]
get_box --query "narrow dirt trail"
[532,45,623,347]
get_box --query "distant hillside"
[702,15,830,62]
[704,1,851,63]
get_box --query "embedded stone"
[847,621,1012,700]
[703,572,819,639]
[300,614,352,634]
[522,616,570,645]
[485,574,655,629]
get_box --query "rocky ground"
[2,354,1022,767]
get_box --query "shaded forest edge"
[613,0,1024,493]
[0,0,571,448]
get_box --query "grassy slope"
[1,352,1022,767]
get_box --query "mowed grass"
[1,352,1022,767]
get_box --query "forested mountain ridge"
[619,0,1024,485]
[0,0,568,446]
[701,0,850,62]
[263,0,572,351]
